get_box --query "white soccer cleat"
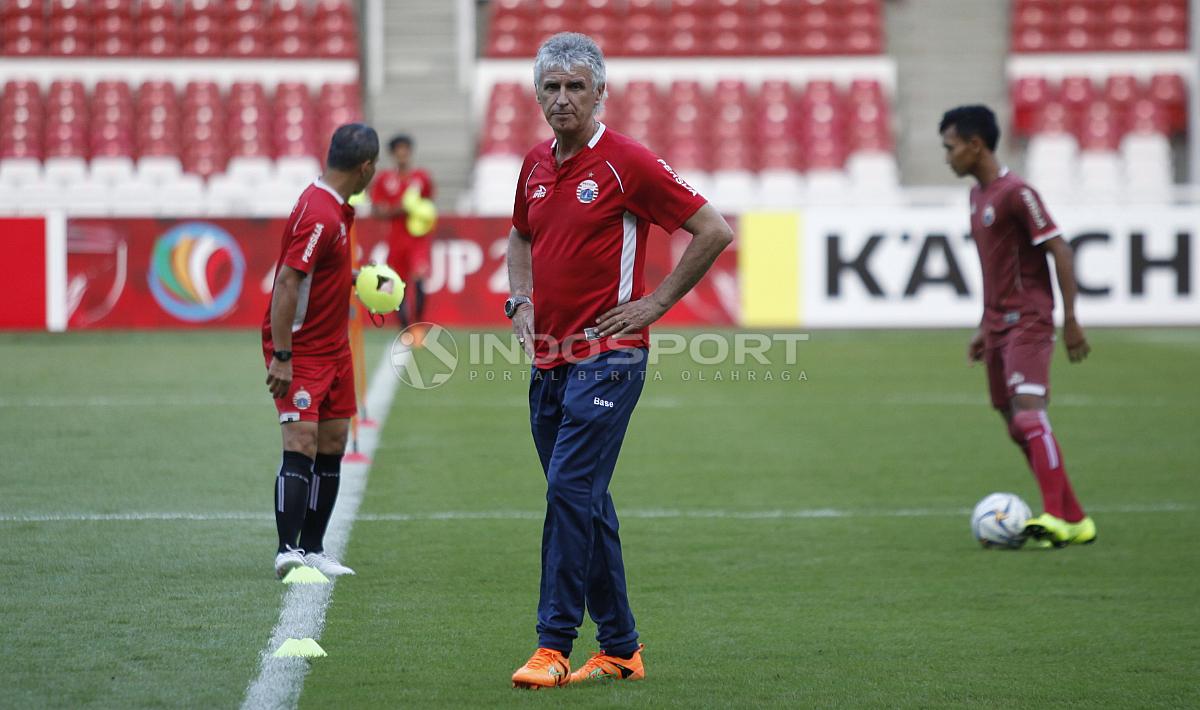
[304,551,355,577]
[274,547,308,578]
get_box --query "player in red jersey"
[940,105,1096,548]
[263,124,379,578]
[507,33,733,688]
[370,134,435,328]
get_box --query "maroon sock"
[1010,410,1084,521]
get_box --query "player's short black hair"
[939,105,1000,151]
[326,123,379,170]
[388,134,413,152]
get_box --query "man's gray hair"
[533,32,607,98]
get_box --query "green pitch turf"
[1,328,1198,708]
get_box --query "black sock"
[275,451,313,553]
[299,453,342,554]
[412,281,426,322]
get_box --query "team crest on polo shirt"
[982,204,995,226]
[576,179,599,204]
[292,388,312,410]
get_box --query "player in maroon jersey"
[940,105,1096,548]
[263,124,379,578]
[370,134,435,329]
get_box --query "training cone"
[273,638,328,658]
[281,566,330,585]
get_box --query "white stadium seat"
[137,157,183,183]
[1026,133,1079,203]
[711,171,757,212]
[806,169,852,204]
[1078,151,1122,202]
[275,156,322,190]
[108,178,163,216]
[0,158,42,188]
[42,157,89,187]
[226,157,275,187]
[848,152,902,205]
[471,155,523,215]
[90,157,136,186]
[1121,132,1172,203]
[63,181,114,216]
[158,175,206,216]
[756,170,805,209]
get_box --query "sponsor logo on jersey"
[593,396,614,408]
[982,204,995,227]
[1020,188,1047,229]
[302,223,324,263]
[292,388,312,410]
[576,179,599,204]
[532,184,547,199]
[657,159,697,196]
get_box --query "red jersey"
[370,168,435,241]
[262,179,356,357]
[969,169,1061,333]
[512,123,707,368]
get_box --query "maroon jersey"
[512,123,707,368]
[262,179,356,357]
[969,169,1061,333]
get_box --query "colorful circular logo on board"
[982,205,995,227]
[292,388,312,410]
[576,179,599,204]
[148,222,245,322]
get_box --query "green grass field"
[1,328,1198,708]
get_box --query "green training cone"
[282,566,330,585]
[273,638,328,658]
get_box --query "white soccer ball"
[971,492,1032,549]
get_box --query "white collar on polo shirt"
[313,178,346,205]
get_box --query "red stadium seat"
[1126,97,1170,134]
[1033,101,1075,134]
[1012,77,1056,136]
[1148,73,1187,133]
[1078,101,1121,151]
[1059,76,1096,116]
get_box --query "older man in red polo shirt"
[505,32,734,689]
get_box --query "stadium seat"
[0,158,42,187]
[91,156,135,185]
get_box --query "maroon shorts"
[984,327,1054,410]
[264,349,356,424]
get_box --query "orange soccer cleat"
[511,648,570,689]
[568,644,646,684]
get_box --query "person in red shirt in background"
[939,105,1096,549]
[370,134,436,330]
[264,123,379,579]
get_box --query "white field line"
[239,349,402,710]
[2,502,1193,524]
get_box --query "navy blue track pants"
[528,347,647,658]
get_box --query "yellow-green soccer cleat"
[1067,516,1098,545]
[1023,513,1072,548]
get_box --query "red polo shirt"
[512,123,707,368]
[262,179,356,357]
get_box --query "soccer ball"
[354,263,406,314]
[971,492,1032,549]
